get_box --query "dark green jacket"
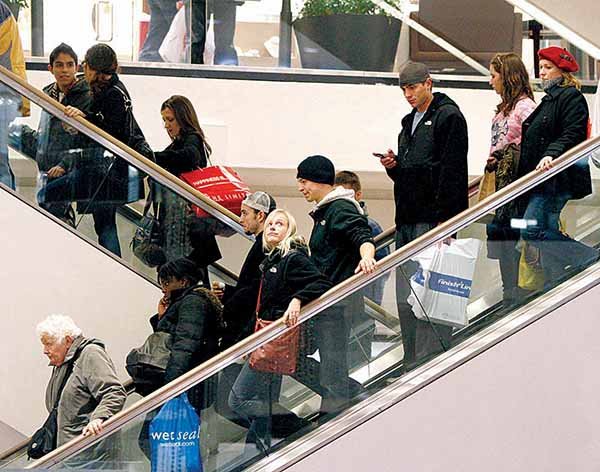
[309,187,374,285]
[19,76,92,171]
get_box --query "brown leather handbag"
[249,279,299,375]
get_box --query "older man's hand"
[82,419,104,437]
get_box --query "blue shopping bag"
[149,394,203,472]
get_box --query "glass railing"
[25,135,600,470]
[0,64,256,284]
[8,0,598,80]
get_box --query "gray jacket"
[44,336,125,465]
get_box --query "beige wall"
[286,280,600,472]
[0,191,160,436]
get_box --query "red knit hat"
[538,46,579,73]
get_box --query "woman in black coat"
[64,43,144,257]
[517,46,597,284]
[228,209,331,453]
[138,258,222,457]
[154,95,221,284]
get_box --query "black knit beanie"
[296,155,335,185]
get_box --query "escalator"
[13,123,599,470]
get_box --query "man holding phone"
[375,61,469,371]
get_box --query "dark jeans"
[521,192,598,283]
[395,223,453,369]
[228,361,282,448]
[486,221,522,305]
[188,0,239,65]
[139,0,178,62]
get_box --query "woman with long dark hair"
[154,95,220,283]
[485,52,536,307]
[517,46,598,285]
[64,43,144,257]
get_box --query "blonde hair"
[561,71,581,90]
[262,209,307,257]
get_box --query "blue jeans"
[228,361,282,448]
[521,192,598,283]
[139,0,178,62]
[0,98,18,189]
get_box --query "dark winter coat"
[518,84,591,200]
[153,130,220,275]
[309,187,374,286]
[155,131,207,176]
[20,76,92,172]
[149,285,222,409]
[387,92,469,225]
[74,74,143,210]
[221,233,265,347]
[257,245,332,322]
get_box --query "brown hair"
[84,43,119,96]
[161,95,212,156]
[490,53,535,115]
[334,170,361,193]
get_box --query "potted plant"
[5,0,28,20]
[293,0,402,71]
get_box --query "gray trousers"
[395,223,453,369]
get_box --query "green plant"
[296,0,400,19]
[5,0,29,7]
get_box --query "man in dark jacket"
[14,43,92,224]
[212,191,277,425]
[297,155,376,414]
[213,191,276,348]
[375,62,469,370]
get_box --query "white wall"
[285,281,600,472]
[0,190,160,436]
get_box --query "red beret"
[538,46,579,73]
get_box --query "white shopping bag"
[407,238,481,328]
[159,7,186,63]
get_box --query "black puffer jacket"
[387,92,469,225]
[309,187,374,286]
[155,131,207,176]
[149,285,222,410]
[20,76,92,172]
[258,244,332,322]
[518,84,591,200]
[221,233,265,347]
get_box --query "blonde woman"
[228,209,331,453]
[517,46,597,284]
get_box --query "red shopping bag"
[180,166,250,217]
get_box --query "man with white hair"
[35,314,125,466]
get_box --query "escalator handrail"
[0,65,249,239]
[372,174,483,245]
[26,129,600,469]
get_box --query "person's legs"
[228,361,281,446]
[213,0,239,65]
[314,304,352,414]
[395,223,436,369]
[139,0,178,61]
[92,204,121,257]
[522,193,598,283]
[189,0,208,64]
[0,98,18,189]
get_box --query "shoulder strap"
[52,342,100,409]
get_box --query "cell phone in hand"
[373,153,385,158]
